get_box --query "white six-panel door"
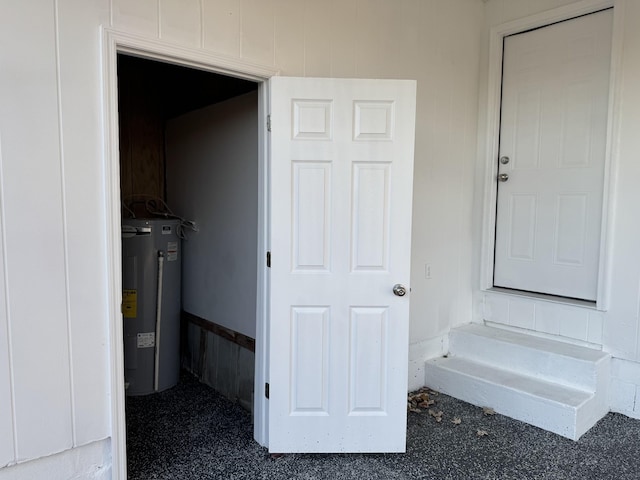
[494,10,612,301]
[268,77,416,452]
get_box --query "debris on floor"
[407,387,435,413]
[428,409,444,422]
[408,388,498,437]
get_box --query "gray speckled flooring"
[126,372,640,479]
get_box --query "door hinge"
[265,382,270,399]
[266,251,271,268]
[267,114,271,132]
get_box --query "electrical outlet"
[425,263,432,279]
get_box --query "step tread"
[428,356,592,407]
[454,324,608,363]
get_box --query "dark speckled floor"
[126,372,640,479]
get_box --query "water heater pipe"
[154,251,165,392]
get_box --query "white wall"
[475,0,640,418]
[0,0,484,473]
[0,0,110,469]
[166,91,259,339]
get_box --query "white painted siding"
[0,0,73,461]
[0,0,110,468]
[57,0,111,448]
[165,92,259,338]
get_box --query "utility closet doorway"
[117,54,260,470]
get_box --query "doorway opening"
[116,53,261,474]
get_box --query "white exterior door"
[268,77,416,452]
[494,10,612,301]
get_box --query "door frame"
[101,28,279,480]
[479,0,624,310]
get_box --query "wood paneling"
[117,57,166,214]
[183,311,255,412]
[117,55,257,217]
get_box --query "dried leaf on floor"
[476,429,489,437]
[428,409,444,422]
[408,390,436,413]
[482,407,496,416]
[452,417,462,425]
[409,407,421,413]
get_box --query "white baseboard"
[0,439,111,480]
[407,334,448,391]
[610,358,640,419]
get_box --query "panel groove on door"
[290,306,330,415]
[351,163,391,272]
[348,306,388,415]
[553,194,587,266]
[292,99,333,140]
[353,101,395,141]
[292,161,331,272]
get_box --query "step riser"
[450,331,600,391]
[426,362,593,440]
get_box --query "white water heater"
[122,219,181,395]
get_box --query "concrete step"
[449,324,609,391]
[425,324,610,440]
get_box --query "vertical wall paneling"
[159,0,202,48]
[53,0,77,448]
[111,0,159,37]
[202,0,241,57]
[0,134,16,466]
[354,0,381,78]
[329,0,357,78]
[395,0,421,80]
[239,0,275,65]
[303,1,332,77]
[273,0,305,76]
[607,0,640,362]
[57,0,111,445]
[374,0,404,77]
[0,0,72,460]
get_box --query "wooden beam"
[182,311,256,352]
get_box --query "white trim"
[480,0,621,311]
[101,28,279,479]
[253,79,270,447]
[597,0,626,309]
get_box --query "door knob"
[498,173,509,182]
[393,284,407,297]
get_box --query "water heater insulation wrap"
[122,219,181,395]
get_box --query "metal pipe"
[154,251,165,392]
